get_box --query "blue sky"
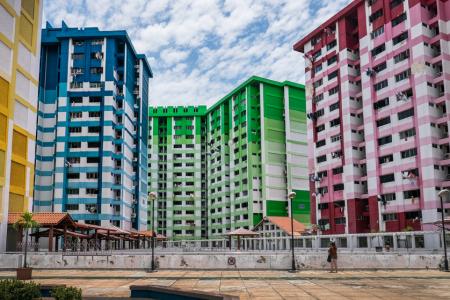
[43,0,351,107]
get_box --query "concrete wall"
[0,252,445,270]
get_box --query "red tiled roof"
[255,217,306,236]
[225,228,258,236]
[8,213,74,227]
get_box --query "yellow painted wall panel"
[21,0,35,20]
[0,114,7,144]
[10,161,25,190]
[0,76,8,109]
[0,150,5,178]
[19,14,33,46]
[12,130,27,159]
[8,192,24,212]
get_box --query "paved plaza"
[1,269,450,299]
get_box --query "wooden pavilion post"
[63,225,67,252]
[107,230,110,251]
[94,229,98,250]
[229,236,231,250]
[48,226,54,252]
[238,236,241,250]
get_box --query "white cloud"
[43,0,352,107]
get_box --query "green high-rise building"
[148,76,308,240]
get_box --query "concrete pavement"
[1,269,449,299]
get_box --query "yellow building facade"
[0,0,42,251]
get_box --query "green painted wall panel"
[266,200,288,217]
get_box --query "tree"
[13,212,40,268]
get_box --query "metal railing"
[11,231,448,255]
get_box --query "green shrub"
[0,279,40,300]
[51,286,82,300]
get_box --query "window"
[88,142,100,148]
[331,134,341,142]
[313,50,322,59]
[394,50,409,63]
[384,193,396,202]
[398,108,414,120]
[332,167,343,175]
[373,97,389,110]
[374,79,388,91]
[316,124,325,132]
[376,116,391,127]
[328,102,339,112]
[88,126,101,133]
[316,108,325,117]
[69,142,81,148]
[66,188,79,195]
[335,217,346,225]
[392,13,407,27]
[373,61,387,73]
[327,56,337,65]
[313,93,324,103]
[87,172,98,179]
[72,53,84,60]
[66,204,79,210]
[371,26,384,39]
[86,188,99,195]
[90,67,103,74]
[390,0,404,9]
[89,96,101,103]
[379,154,393,164]
[70,112,82,119]
[399,128,415,139]
[314,64,323,73]
[380,173,395,183]
[317,155,327,163]
[328,71,338,80]
[333,183,344,191]
[383,213,397,221]
[329,86,339,96]
[403,189,420,199]
[395,69,411,82]
[401,148,417,158]
[371,44,386,57]
[316,140,326,148]
[326,40,337,50]
[70,97,82,104]
[69,127,81,133]
[313,79,323,88]
[87,157,100,163]
[318,203,329,210]
[393,32,408,45]
[67,173,80,179]
[378,135,392,146]
[369,9,383,22]
[330,118,340,127]
[89,111,101,118]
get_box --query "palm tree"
[13,212,40,268]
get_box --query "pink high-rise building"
[294,0,450,234]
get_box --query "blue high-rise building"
[34,22,152,230]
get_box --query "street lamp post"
[288,191,297,272]
[148,192,157,272]
[438,189,449,271]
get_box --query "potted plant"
[14,212,40,280]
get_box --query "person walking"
[328,242,338,273]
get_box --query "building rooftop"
[293,0,363,52]
[42,21,152,77]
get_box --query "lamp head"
[438,189,449,197]
[288,192,296,200]
[148,191,157,200]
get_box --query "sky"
[43,0,352,107]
